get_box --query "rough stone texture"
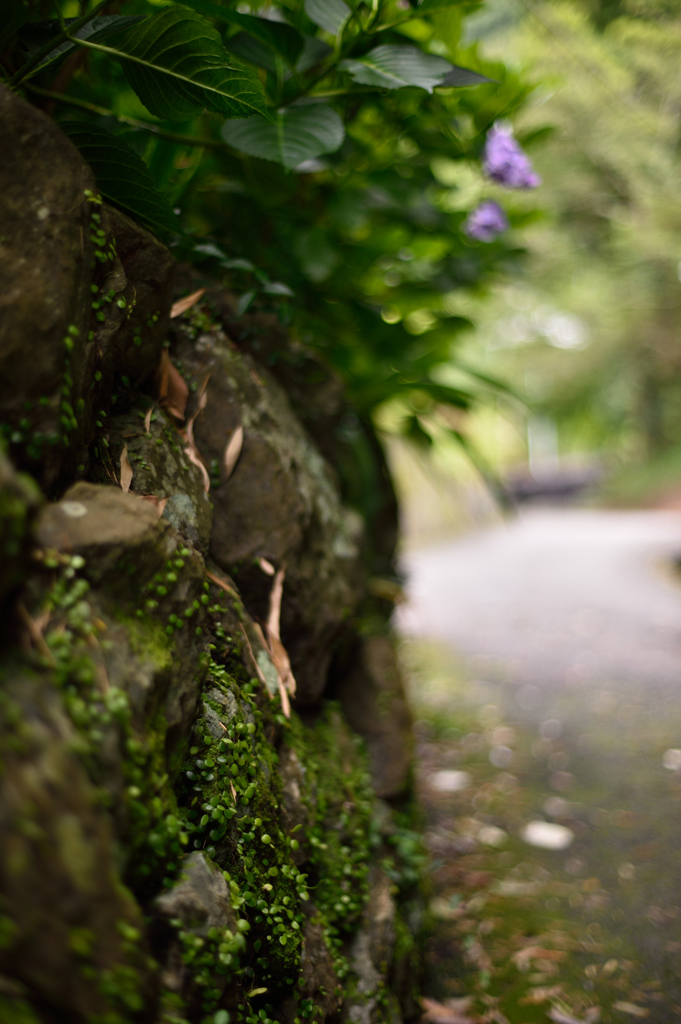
[0,668,151,1022]
[156,852,237,936]
[332,636,413,799]
[91,407,213,554]
[0,84,174,497]
[35,481,210,752]
[0,110,421,1024]
[205,291,400,582]
[169,311,365,704]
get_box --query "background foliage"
[1,0,539,458]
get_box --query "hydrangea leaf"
[304,0,351,36]
[441,65,495,87]
[60,121,182,238]
[18,15,144,72]
[340,45,453,93]
[222,104,344,170]
[99,7,271,122]
[177,0,304,66]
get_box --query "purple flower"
[464,200,509,242]
[483,124,541,189]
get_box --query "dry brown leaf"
[185,444,210,493]
[119,444,133,493]
[512,948,566,971]
[16,602,55,666]
[206,569,238,598]
[156,349,188,420]
[258,557,275,576]
[548,1009,591,1024]
[170,287,206,319]
[249,365,264,387]
[238,623,271,694]
[139,494,168,518]
[266,566,285,641]
[519,986,563,1006]
[421,997,475,1024]
[611,1005,649,1019]
[144,405,153,435]
[224,424,243,480]
[263,566,297,702]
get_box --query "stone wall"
[0,84,422,1024]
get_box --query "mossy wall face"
[0,86,423,1024]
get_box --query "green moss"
[0,995,42,1024]
[118,613,172,673]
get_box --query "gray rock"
[334,636,412,798]
[169,309,366,703]
[0,671,151,1020]
[97,408,213,554]
[0,84,174,496]
[156,852,237,937]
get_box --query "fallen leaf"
[182,377,210,492]
[139,494,168,518]
[421,997,475,1024]
[224,424,243,480]
[512,948,566,971]
[119,444,133,493]
[519,985,563,1005]
[611,1004,649,1018]
[230,780,237,801]
[258,557,275,576]
[249,365,264,386]
[238,623,273,694]
[548,1007,595,1024]
[265,566,297,699]
[144,405,153,435]
[184,444,210,493]
[206,569,238,598]
[16,602,56,666]
[156,349,188,420]
[170,287,206,319]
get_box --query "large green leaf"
[18,15,143,72]
[60,121,182,238]
[340,45,452,92]
[178,0,304,66]
[224,31,278,73]
[0,0,27,53]
[97,7,271,122]
[222,103,344,170]
[441,65,495,87]
[304,0,351,36]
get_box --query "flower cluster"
[464,200,509,243]
[465,123,540,243]
[483,124,541,190]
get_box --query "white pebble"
[429,770,471,793]
[521,820,574,850]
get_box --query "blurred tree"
[458,0,681,472]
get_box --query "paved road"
[398,508,681,694]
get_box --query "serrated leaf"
[60,121,182,238]
[178,0,304,66]
[304,0,350,36]
[18,15,144,72]
[225,31,278,73]
[101,7,271,122]
[222,104,344,170]
[0,0,28,53]
[340,45,452,93]
[440,65,495,87]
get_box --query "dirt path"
[397,509,681,1024]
